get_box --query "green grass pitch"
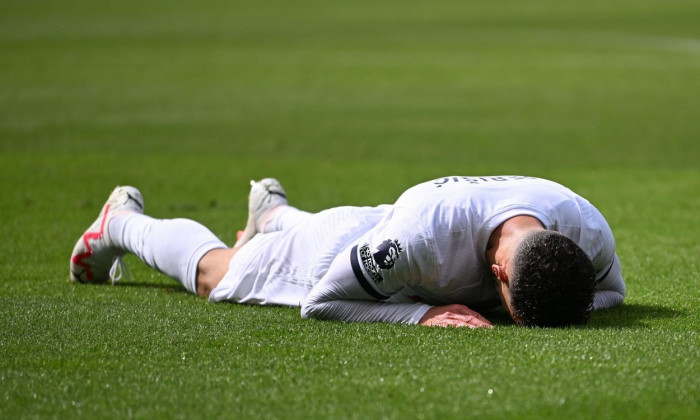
[1,0,698,418]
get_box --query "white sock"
[108,213,227,294]
[262,206,312,233]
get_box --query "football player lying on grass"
[71,176,625,328]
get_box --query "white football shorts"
[209,205,392,306]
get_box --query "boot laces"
[108,255,131,285]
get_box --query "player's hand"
[419,304,493,329]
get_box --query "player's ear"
[491,264,509,284]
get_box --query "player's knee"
[195,248,237,297]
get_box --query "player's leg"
[233,178,312,248]
[70,186,228,296]
[108,213,228,295]
[261,205,311,233]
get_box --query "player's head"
[508,230,596,327]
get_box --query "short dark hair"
[509,231,596,327]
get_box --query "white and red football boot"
[70,186,144,284]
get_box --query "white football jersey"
[347,176,621,316]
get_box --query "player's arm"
[592,253,625,310]
[301,248,492,328]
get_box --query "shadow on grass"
[482,304,685,329]
[103,283,685,330]
[587,303,685,329]
[116,281,186,294]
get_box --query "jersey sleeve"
[301,206,437,324]
[576,199,626,310]
[592,253,625,310]
[300,247,433,324]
